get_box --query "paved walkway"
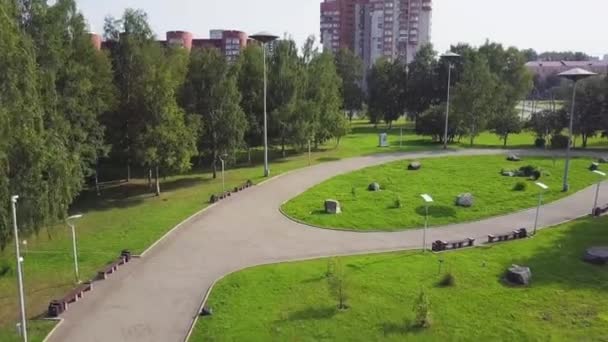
[48,149,607,342]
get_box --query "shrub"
[0,260,10,277]
[394,196,402,209]
[531,170,542,180]
[519,165,538,177]
[535,138,546,148]
[327,258,348,310]
[351,187,356,197]
[513,181,527,191]
[438,273,455,287]
[551,134,569,149]
[413,289,431,328]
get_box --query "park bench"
[209,180,255,203]
[97,257,125,280]
[48,282,93,317]
[432,238,475,252]
[488,228,528,243]
[593,204,608,217]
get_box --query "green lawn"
[282,155,601,231]
[0,120,606,340]
[192,216,608,341]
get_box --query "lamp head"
[557,68,597,82]
[250,31,279,44]
[67,214,83,221]
[440,51,461,64]
[10,195,19,203]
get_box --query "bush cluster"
[513,181,528,191]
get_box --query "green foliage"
[327,258,348,310]
[416,104,463,142]
[438,273,455,287]
[394,196,402,209]
[513,181,528,191]
[413,289,431,328]
[406,44,441,122]
[368,58,407,127]
[551,134,569,149]
[535,138,546,148]
[235,44,264,149]
[335,48,364,119]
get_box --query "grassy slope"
[283,155,601,231]
[193,216,608,341]
[0,120,606,340]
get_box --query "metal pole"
[423,204,428,252]
[308,139,311,166]
[220,158,225,194]
[11,196,27,342]
[593,181,601,215]
[263,42,270,178]
[69,223,80,283]
[563,81,577,192]
[400,128,403,148]
[443,64,452,149]
[533,191,543,235]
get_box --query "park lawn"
[282,155,602,231]
[0,119,606,340]
[192,216,608,341]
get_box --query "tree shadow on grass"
[496,217,608,291]
[287,307,338,321]
[381,320,426,336]
[415,205,457,219]
[317,157,342,162]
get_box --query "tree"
[368,58,407,127]
[406,44,440,127]
[567,76,605,148]
[491,111,523,147]
[335,48,364,121]
[235,44,264,162]
[327,258,348,310]
[182,48,247,178]
[416,104,463,143]
[526,109,567,140]
[413,289,431,328]
[452,54,497,146]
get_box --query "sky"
[77,0,607,58]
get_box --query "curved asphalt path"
[48,148,607,342]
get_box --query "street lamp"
[592,170,606,215]
[11,195,27,342]
[440,52,460,150]
[557,68,597,192]
[251,31,279,178]
[533,182,549,235]
[420,194,434,252]
[66,214,83,283]
[218,154,228,194]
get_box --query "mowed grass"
[282,155,601,231]
[192,216,608,341]
[0,119,606,340]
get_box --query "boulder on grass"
[408,161,422,171]
[590,162,600,171]
[599,157,608,164]
[583,246,608,265]
[501,170,515,177]
[324,199,342,214]
[507,154,521,162]
[506,264,532,285]
[456,193,474,207]
[368,182,381,191]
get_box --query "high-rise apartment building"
[321,0,432,68]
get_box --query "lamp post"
[440,52,460,150]
[557,68,597,192]
[592,170,606,215]
[251,32,279,178]
[11,195,27,342]
[533,182,549,235]
[420,194,434,252]
[219,154,228,194]
[66,214,83,283]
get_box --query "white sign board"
[379,133,389,147]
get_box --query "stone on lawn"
[599,157,608,164]
[507,154,521,162]
[590,162,599,171]
[368,182,381,191]
[501,170,515,177]
[324,199,342,214]
[506,264,532,285]
[583,246,608,265]
[408,161,422,170]
[456,193,474,207]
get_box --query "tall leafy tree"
[182,48,247,178]
[335,48,364,121]
[406,44,440,128]
[368,58,407,127]
[452,54,497,146]
[567,76,605,148]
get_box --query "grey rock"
[506,264,532,285]
[599,157,608,164]
[456,193,474,207]
[507,154,521,162]
[583,246,608,265]
[408,161,422,170]
[368,182,381,191]
[590,162,600,171]
[501,170,515,177]
[324,199,342,214]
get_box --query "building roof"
[525,60,608,68]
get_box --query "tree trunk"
[127,162,131,182]
[154,166,160,196]
[212,151,217,179]
[582,134,588,148]
[147,168,152,189]
[281,137,286,158]
[94,169,100,196]
[247,148,252,165]
[503,134,508,148]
